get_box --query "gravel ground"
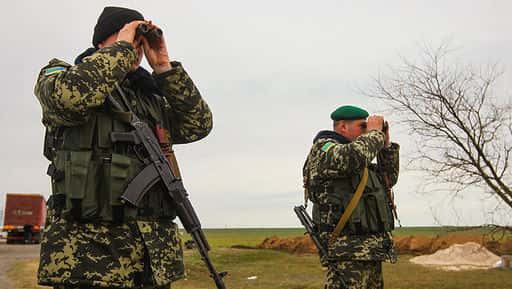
[0,241,40,289]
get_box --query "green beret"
[330,105,369,121]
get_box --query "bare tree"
[368,44,512,212]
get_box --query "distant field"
[184,226,506,248]
[182,228,305,247]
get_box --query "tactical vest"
[308,166,394,236]
[44,87,177,223]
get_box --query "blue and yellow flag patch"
[321,142,335,153]
[44,66,66,76]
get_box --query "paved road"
[0,242,40,289]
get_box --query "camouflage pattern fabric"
[153,63,213,144]
[53,285,169,289]
[376,143,400,187]
[35,40,212,288]
[38,204,185,288]
[39,215,145,288]
[35,41,137,127]
[303,130,399,287]
[325,260,383,289]
[327,232,396,262]
[136,221,184,286]
[304,131,391,185]
[35,40,212,142]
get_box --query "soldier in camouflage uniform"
[303,105,399,289]
[35,7,212,289]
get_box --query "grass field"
[182,226,509,248]
[8,227,512,289]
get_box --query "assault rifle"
[294,205,328,257]
[107,86,227,289]
[294,205,347,289]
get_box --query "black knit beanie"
[92,6,144,47]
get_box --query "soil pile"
[409,242,501,271]
[395,235,512,255]
[257,235,512,256]
[257,235,317,254]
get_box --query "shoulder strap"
[329,167,369,244]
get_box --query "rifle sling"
[329,167,368,244]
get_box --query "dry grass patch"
[7,259,46,289]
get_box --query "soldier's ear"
[334,120,346,134]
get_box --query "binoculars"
[135,24,163,48]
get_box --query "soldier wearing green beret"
[35,6,212,289]
[303,105,400,288]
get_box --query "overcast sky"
[1,0,511,227]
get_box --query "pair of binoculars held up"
[135,24,163,48]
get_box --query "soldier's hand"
[116,20,147,46]
[142,22,172,74]
[367,115,384,131]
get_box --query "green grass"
[384,255,512,289]
[11,251,512,289]
[174,249,512,289]
[181,228,306,248]
[175,248,323,289]
[183,226,507,248]
[8,227,512,289]
[392,226,509,237]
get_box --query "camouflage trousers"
[53,285,170,289]
[325,260,383,289]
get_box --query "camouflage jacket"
[35,41,212,287]
[303,130,399,262]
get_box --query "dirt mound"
[409,242,501,271]
[395,234,512,255]
[257,235,317,254]
[258,235,512,256]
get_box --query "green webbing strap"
[329,167,369,244]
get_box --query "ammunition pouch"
[46,104,177,223]
[309,168,394,236]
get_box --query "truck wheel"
[6,232,14,244]
[33,232,42,244]
[24,225,33,244]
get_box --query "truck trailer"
[2,193,46,244]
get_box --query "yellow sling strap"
[329,167,369,244]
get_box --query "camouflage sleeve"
[35,41,137,127]
[377,142,400,186]
[319,130,385,176]
[154,62,213,144]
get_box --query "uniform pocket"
[110,153,133,206]
[374,193,394,231]
[63,150,99,219]
[362,193,380,233]
[97,114,112,149]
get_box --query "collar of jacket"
[74,47,161,96]
[313,130,351,144]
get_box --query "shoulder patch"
[321,141,335,153]
[44,66,67,76]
